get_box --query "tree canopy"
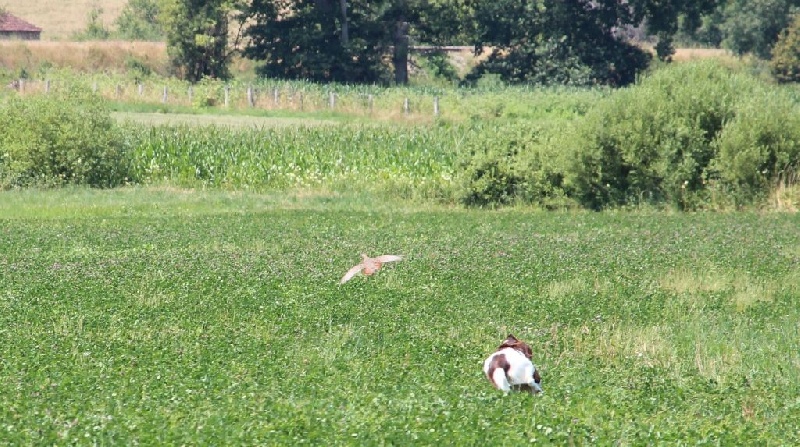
[154,0,800,85]
[161,0,239,82]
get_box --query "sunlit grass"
[1,188,799,444]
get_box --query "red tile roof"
[0,13,42,33]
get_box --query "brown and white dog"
[483,334,542,394]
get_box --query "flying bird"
[340,253,403,284]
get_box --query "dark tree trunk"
[393,20,409,85]
[340,0,348,45]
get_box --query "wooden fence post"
[329,92,335,110]
[368,94,374,114]
[247,86,254,107]
[162,86,168,103]
[298,92,304,111]
[273,88,279,106]
[224,85,230,107]
[403,97,410,116]
[434,96,440,117]
[44,79,50,94]
[138,83,143,96]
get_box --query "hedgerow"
[458,61,800,210]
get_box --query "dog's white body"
[483,335,542,394]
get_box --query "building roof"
[0,12,42,33]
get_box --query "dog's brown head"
[498,334,533,360]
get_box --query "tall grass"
[0,41,169,77]
[124,122,463,199]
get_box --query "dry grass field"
[0,40,168,74]
[4,0,127,40]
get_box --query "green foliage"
[559,61,800,210]
[242,0,468,84]
[244,0,390,84]
[1,190,799,444]
[770,13,800,83]
[162,0,235,82]
[114,0,165,41]
[675,9,724,47]
[470,0,652,86]
[0,87,130,189]
[413,51,461,86]
[457,123,571,208]
[124,56,155,82]
[124,122,459,199]
[561,61,763,209]
[711,91,800,202]
[720,0,799,59]
[72,6,111,41]
[454,61,800,210]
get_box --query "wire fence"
[6,78,444,119]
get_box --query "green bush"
[561,61,762,210]
[711,91,800,203]
[456,61,800,210]
[457,123,572,208]
[0,87,130,189]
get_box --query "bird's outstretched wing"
[375,255,403,263]
[340,265,364,284]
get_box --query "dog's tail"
[489,368,511,392]
[485,352,512,393]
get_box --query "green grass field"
[2,188,799,444]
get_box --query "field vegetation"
[3,60,797,210]
[1,188,799,444]
[1,3,800,441]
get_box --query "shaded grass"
[1,188,799,444]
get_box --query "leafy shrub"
[124,56,154,82]
[770,13,800,83]
[0,87,130,189]
[457,123,572,208]
[413,51,460,86]
[458,61,800,210]
[711,91,800,203]
[561,61,762,210]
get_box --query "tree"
[468,0,720,87]
[771,13,800,82]
[469,0,651,86]
[115,0,164,41]
[242,0,466,84]
[243,0,390,83]
[720,0,800,58]
[161,0,240,82]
